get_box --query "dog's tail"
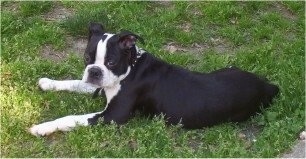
[262,83,279,108]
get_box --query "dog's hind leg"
[29,111,101,136]
[38,78,97,94]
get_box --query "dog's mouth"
[84,79,103,99]
[85,78,102,88]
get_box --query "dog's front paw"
[38,78,55,91]
[29,122,56,137]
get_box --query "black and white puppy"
[29,23,279,136]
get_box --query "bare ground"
[271,2,298,21]
[163,37,235,56]
[40,2,86,62]
[41,37,87,62]
[1,1,19,12]
[42,2,74,22]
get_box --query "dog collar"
[133,46,146,67]
[136,46,145,58]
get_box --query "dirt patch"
[178,22,192,32]
[238,124,263,149]
[188,137,202,151]
[41,36,87,62]
[164,37,234,55]
[43,2,74,21]
[156,1,172,7]
[190,9,203,16]
[239,124,263,142]
[186,3,203,16]
[269,2,298,42]
[271,2,297,21]
[74,38,88,56]
[40,2,81,62]
[1,1,19,12]
[209,37,234,53]
[128,139,138,151]
[41,44,68,62]
[66,36,88,56]
[164,42,206,55]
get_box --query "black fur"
[87,23,279,129]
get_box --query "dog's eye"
[106,61,116,68]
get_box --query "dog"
[29,23,279,136]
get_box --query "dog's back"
[211,67,279,108]
[208,67,279,122]
[131,54,279,129]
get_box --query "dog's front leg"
[29,112,101,136]
[38,78,97,94]
[29,93,135,136]
[29,104,132,136]
[87,105,132,126]
[88,95,136,125]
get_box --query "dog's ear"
[88,22,105,40]
[118,30,144,49]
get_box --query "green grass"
[1,1,305,158]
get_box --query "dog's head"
[82,22,144,88]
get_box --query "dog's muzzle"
[88,66,102,79]
[86,66,103,86]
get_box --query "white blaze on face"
[82,33,131,90]
[95,33,114,65]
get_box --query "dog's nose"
[88,67,102,79]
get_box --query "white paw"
[38,78,55,91]
[29,122,57,137]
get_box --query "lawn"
[1,1,305,157]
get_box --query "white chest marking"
[104,84,121,105]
